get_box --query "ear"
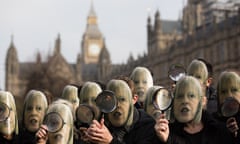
[206,77,213,87]
[132,94,138,104]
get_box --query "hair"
[197,58,213,77]
[115,75,135,98]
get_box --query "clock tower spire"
[81,0,104,64]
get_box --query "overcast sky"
[0,0,185,90]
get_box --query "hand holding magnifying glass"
[221,97,240,137]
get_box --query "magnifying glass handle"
[98,112,104,122]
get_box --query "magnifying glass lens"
[96,90,117,113]
[44,113,63,133]
[155,89,172,111]
[0,103,10,122]
[76,105,94,124]
[221,97,239,117]
[168,65,186,81]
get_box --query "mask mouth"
[113,111,122,117]
[29,118,38,125]
[52,133,63,141]
[180,107,190,113]
[137,91,144,97]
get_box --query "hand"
[79,127,90,142]
[87,118,113,144]
[35,125,48,144]
[154,113,169,142]
[226,117,239,137]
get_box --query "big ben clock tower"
[81,2,104,64]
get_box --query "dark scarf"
[106,107,139,143]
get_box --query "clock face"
[89,44,100,56]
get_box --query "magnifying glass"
[75,104,95,128]
[221,97,239,118]
[95,90,117,119]
[0,102,11,122]
[168,64,186,82]
[43,112,65,133]
[152,88,173,119]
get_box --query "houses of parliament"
[5,0,240,98]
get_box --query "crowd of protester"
[0,58,240,144]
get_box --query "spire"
[87,0,97,25]
[36,51,41,64]
[54,33,61,55]
[89,0,96,17]
[154,9,161,31]
[10,34,15,49]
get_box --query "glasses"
[43,112,66,133]
[0,102,12,122]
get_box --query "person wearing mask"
[35,99,74,144]
[76,81,103,143]
[130,66,154,108]
[213,71,240,143]
[85,79,159,143]
[19,90,48,144]
[187,59,208,110]
[0,91,19,144]
[197,58,217,114]
[154,76,233,144]
[144,86,162,118]
[61,84,80,116]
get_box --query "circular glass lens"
[154,88,172,111]
[43,112,63,133]
[221,97,239,117]
[96,90,117,113]
[168,64,186,81]
[76,104,95,124]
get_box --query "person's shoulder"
[137,109,155,125]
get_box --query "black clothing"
[19,129,37,144]
[163,111,234,144]
[107,108,159,144]
[212,111,240,144]
[0,134,19,144]
[206,86,217,114]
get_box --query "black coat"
[109,108,160,144]
[165,111,234,144]
[0,134,19,144]
[18,129,36,144]
[213,111,240,144]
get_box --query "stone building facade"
[110,1,240,87]
[5,3,111,97]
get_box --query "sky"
[0,0,185,90]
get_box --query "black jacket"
[213,111,240,144]
[0,134,19,144]
[109,108,160,144]
[18,129,36,144]
[164,111,234,144]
